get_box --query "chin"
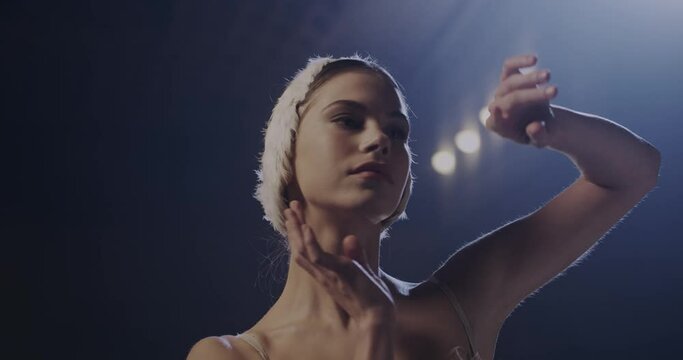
[336,195,398,224]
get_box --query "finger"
[343,236,381,283]
[485,103,502,129]
[342,235,362,262]
[526,121,548,147]
[284,209,306,255]
[495,70,550,98]
[286,209,344,287]
[290,203,350,273]
[301,224,340,269]
[498,86,557,115]
[486,113,527,144]
[500,54,537,81]
[295,252,337,287]
[287,202,316,259]
[290,200,305,224]
[360,243,371,270]
[300,224,349,281]
[486,103,544,144]
[291,200,320,258]
[290,223,338,281]
[358,239,377,277]
[294,249,325,275]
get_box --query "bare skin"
[187,54,660,360]
[237,70,415,359]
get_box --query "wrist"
[545,104,571,150]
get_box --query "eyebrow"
[322,99,409,126]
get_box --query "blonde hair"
[253,54,415,244]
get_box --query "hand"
[284,200,396,325]
[485,54,558,148]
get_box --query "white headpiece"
[253,55,415,241]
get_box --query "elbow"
[645,144,661,188]
[634,143,661,192]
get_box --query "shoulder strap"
[235,332,270,360]
[428,275,479,359]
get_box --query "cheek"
[320,127,357,160]
[304,132,348,164]
[395,147,411,177]
[294,129,349,184]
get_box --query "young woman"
[187,54,660,360]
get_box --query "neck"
[301,204,383,272]
[257,203,384,334]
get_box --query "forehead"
[303,70,404,116]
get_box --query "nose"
[360,123,391,156]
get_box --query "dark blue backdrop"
[6,1,681,358]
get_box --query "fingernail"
[545,86,556,95]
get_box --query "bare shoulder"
[380,272,455,329]
[380,270,420,296]
[382,272,490,357]
[411,274,502,360]
[381,270,445,304]
[186,336,245,360]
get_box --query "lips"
[349,161,393,184]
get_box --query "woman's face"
[290,70,411,224]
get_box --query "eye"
[388,126,409,142]
[333,116,362,130]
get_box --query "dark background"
[5,0,682,359]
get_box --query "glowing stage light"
[454,129,481,154]
[431,150,456,175]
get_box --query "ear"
[284,178,304,207]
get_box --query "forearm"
[544,105,661,190]
[353,318,395,360]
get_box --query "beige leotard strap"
[428,275,480,359]
[235,332,269,360]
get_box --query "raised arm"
[431,55,661,334]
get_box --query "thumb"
[343,236,377,275]
[525,120,547,148]
[342,235,363,262]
